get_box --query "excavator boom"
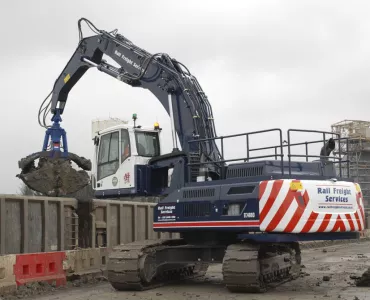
[50,18,221,161]
[17,18,222,195]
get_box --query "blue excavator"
[17,18,365,293]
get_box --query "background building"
[331,119,370,208]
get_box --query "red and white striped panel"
[153,220,260,229]
[258,179,365,234]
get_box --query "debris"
[355,267,370,287]
[318,265,331,271]
[323,276,331,281]
[300,272,310,277]
[17,153,91,196]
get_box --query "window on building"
[97,131,119,181]
[135,131,160,157]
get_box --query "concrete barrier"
[0,248,110,298]
[64,248,103,278]
[0,195,78,255]
[99,247,108,273]
[0,254,16,294]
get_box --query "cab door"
[119,128,133,191]
[96,130,120,191]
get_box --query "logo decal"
[124,172,130,184]
[112,177,118,187]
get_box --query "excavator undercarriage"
[107,238,301,293]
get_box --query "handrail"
[186,128,350,181]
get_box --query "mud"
[2,277,107,300]
[17,155,90,196]
[355,267,370,287]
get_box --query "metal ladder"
[188,152,201,182]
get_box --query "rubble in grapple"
[17,153,91,196]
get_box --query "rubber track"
[222,243,301,293]
[107,239,209,291]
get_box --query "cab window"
[97,131,119,181]
[121,129,131,163]
[135,131,160,157]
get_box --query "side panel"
[258,180,365,233]
[117,157,151,190]
[0,195,77,255]
[95,158,151,198]
[153,182,261,232]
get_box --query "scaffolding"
[331,119,370,208]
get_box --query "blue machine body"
[37,19,362,245]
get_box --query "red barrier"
[13,252,67,287]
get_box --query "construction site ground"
[6,239,370,300]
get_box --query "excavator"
[17,18,366,293]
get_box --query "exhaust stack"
[320,138,335,161]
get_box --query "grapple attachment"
[17,111,92,196]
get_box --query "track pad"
[17,151,92,197]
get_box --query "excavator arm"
[17,18,222,196]
[50,18,221,162]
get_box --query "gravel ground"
[6,240,370,300]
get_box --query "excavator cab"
[91,115,162,198]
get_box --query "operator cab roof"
[96,123,160,135]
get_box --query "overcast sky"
[1,0,369,194]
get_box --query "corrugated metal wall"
[0,195,178,255]
[88,199,179,249]
[0,195,78,255]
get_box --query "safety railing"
[286,129,349,178]
[187,128,350,181]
